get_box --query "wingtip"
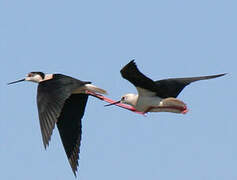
[43,142,49,150]
[124,59,136,67]
[73,170,77,178]
[212,73,227,78]
[69,158,78,178]
[192,73,228,82]
[221,73,228,76]
[129,59,136,65]
[214,73,227,76]
[120,59,138,74]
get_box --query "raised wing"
[120,60,157,95]
[155,73,226,98]
[37,74,89,148]
[57,94,88,176]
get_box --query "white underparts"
[135,95,162,112]
[144,97,187,113]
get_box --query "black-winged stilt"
[105,60,226,114]
[8,72,109,176]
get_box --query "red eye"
[28,73,33,77]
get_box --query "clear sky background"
[0,0,236,179]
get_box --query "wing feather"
[37,74,88,148]
[155,73,226,98]
[121,60,226,98]
[57,94,89,176]
[120,60,157,94]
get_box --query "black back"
[121,60,226,98]
[57,94,89,176]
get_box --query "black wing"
[37,74,90,148]
[57,94,88,176]
[120,60,157,92]
[154,74,226,98]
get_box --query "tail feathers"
[85,84,107,94]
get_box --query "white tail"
[85,84,107,94]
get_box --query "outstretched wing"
[37,74,89,148]
[154,74,226,98]
[120,60,157,95]
[57,94,89,176]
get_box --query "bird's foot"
[181,108,189,114]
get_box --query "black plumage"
[37,74,90,175]
[154,75,226,98]
[120,60,157,92]
[121,60,226,98]
[57,94,88,176]
[37,74,90,148]
[9,72,107,176]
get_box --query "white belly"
[135,96,162,112]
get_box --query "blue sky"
[1,0,236,179]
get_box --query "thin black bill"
[8,78,25,85]
[104,100,121,107]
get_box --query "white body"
[120,87,186,113]
[136,95,163,112]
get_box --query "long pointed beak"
[8,78,25,85]
[104,100,121,107]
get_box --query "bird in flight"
[8,72,109,176]
[105,60,226,114]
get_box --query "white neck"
[123,93,138,107]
